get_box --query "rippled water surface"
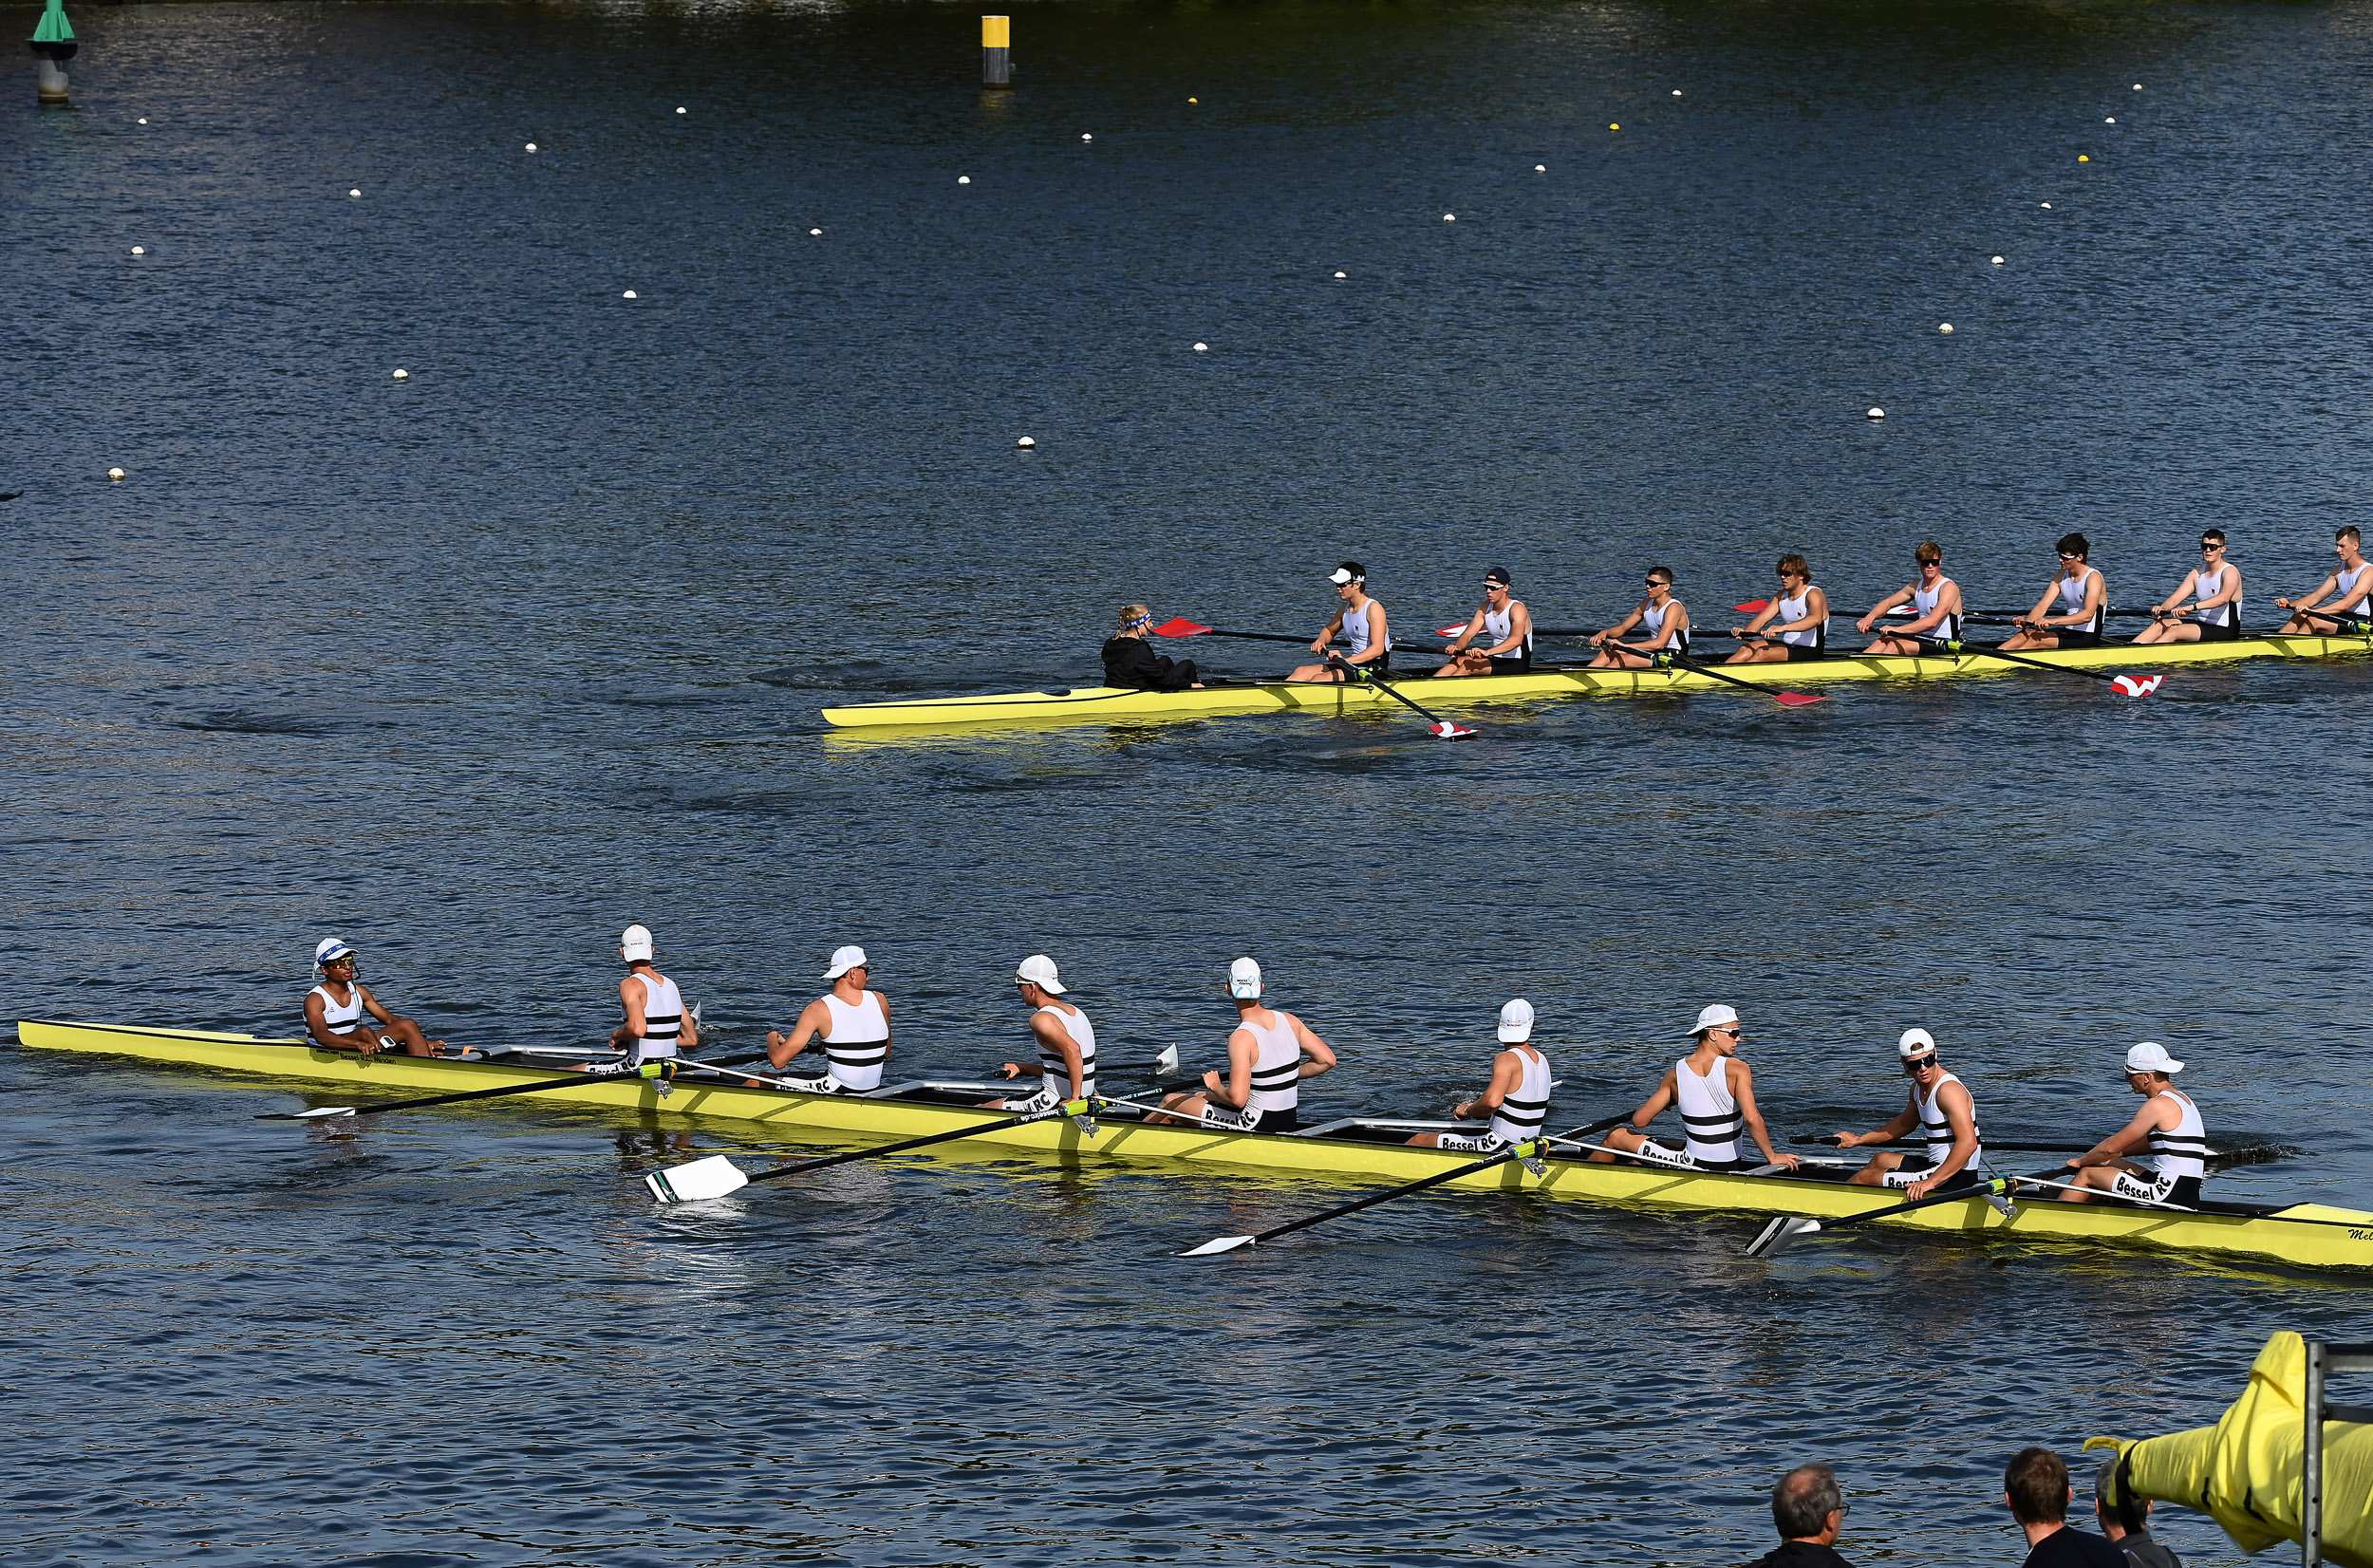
[7,2,2372,1563]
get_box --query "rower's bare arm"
[302,992,352,1051]
[1205,1029,1257,1108]
[2087,1102,2166,1164]
[1460,1051,1522,1118]
[1448,610,1485,653]
[1935,1081,1981,1176]
[1356,604,1390,663]
[768,998,834,1067]
[1311,609,1347,653]
[874,992,891,1059]
[1289,1013,1336,1075]
[2155,569,2199,615]
[1629,1070,1678,1129]
[1598,607,1643,644]
[1860,586,1913,632]
[359,984,398,1027]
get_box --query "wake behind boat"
[20,1017,2372,1274]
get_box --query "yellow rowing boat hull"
[818,632,2373,730]
[20,1018,2373,1272]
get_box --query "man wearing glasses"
[764,944,894,1092]
[2052,1042,2208,1207]
[2132,531,2245,644]
[1587,566,1691,668]
[986,954,1096,1111]
[303,937,446,1057]
[2002,532,2109,651]
[1587,1004,1799,1172]
[1831,1029,1986,1200]
[1433,567,1534,678]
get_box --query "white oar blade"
[1178,1234,1257,1258]
[293,1107,359,1120]
[1747,1215,1822,1259]
[1429,722,1478,739]
[2110,673,2164,698]
[1153,1044,1180,1078]
[645,1154,750,1204]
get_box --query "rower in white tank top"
[2063,1043,2209,1207]
[625,969,686,1067]
[1898,1068,1986,1184]
[987,955,1099,1112]
[1837,1030,1986,1195]
[1418,1000,1552,1153]
[2339,561,2372,616]
[2277,531,2373,633]
[1154,958,1337,1132]
[2058,567,2104,633]
[1591,569,1691,669]
[1772,587,1823,649]
[303,937,447,1057]
[1589,1004,1800,1173]
[1911,577,1961,642]
[1639,598,1689,653]
[765,944,895,1093]
[310,980,369,1038]
[2138,534,2247,645]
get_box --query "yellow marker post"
[982,15,1010,88]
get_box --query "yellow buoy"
[2079,154,2090,162]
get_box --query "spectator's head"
[2094,1458,2151,1537]
[2005,1447,2073,1526]
[1770,1463,1846,1543]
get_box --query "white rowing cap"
[1686,1003,1738,1037]
[1228,957,1263,999]
[1898,1027,1937,1059]
[1015,954,1066,994]
[2125,1041,2184,1074]
[1498,999,1536,1043]
[314,937,355,969]
[621,924,654,962]
[824,944,869,980]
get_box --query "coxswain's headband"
[1127,612,1152,630]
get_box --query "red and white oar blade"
[1735,600,1770,613]
[1151,618,1213,638]
[2110,673,2165,698]
[1429,721,1479,738]
[1437,625,1467,636]
[1772,691,1828,707]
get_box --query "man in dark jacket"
[2006,1447,2126,1567]
[2095,1460,2182,1568]
[1740,1463,1855,1567]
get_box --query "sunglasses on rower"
[1902,1053,1939,1074]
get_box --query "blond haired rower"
[2055,1043,2207,1206]
[1407,999,1550,1151]
[1152,958,1336,1130]
[764,944,893,1092]
[1857,541,1964,655]
[1101,606,1203,691]
[605,924,697,1068]
[2132,531,2244,645]
[304,937,446,1058]
[1589,1004,1797,1171]
[1588,567,1691,669]
[986,954,1097,1111]
[1727,554,1830,664]
[2276,525,2372,633]
[1833,1029,1985,1200]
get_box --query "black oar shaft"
[751,1102,1076,1183]
[1331,655,1462,729]
[257,1050,769,1120]
[1239,1148,1521,1245]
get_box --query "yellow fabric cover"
[2088,1332,2372,1568]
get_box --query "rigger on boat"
[17,943,2373,1273]
[821,531,2373,730]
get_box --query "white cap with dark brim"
[314,937,355,967]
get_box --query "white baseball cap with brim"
[1897,1027,1937,1059]
[824,944,869,980]
[1228,957,1263,999]
[1497,999,1536,1043]
[314,937,355,967]
[620,924,654,962]
[1686,1003,1739,1037]
[2125,1041,2184,1074]
[1328,567,1362,586]
[1015,954,1066,994]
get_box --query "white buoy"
[1193,342,1208,352]
[2041,202,2052,209]
[623,289,637,299]
[1866,407,1885,420]
[392,368,409,380]
[1991,254,2005,264]
[137,117,146,124]
[676,106,687,115]
[1443,213,1456,222]
[2133,83,2143,90]
[2105,117,2116,124]
[809,227,822,236]
[1534,163,1545,172]
[525,142,538,152]
[1081,133,1093,141]
[1672,89,1682,97]
[130,246,144,255]
[107,467,125,480]
[958,176,971,185]
[1017,436,1036,449]
[1333,271,1347,278]
[348,188,362,197]
[1939,323,1953,333]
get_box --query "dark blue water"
[6,3,2370,1563]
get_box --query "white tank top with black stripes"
[1033,1002,1096,1100]
[627,970,684,1065]
[310,982,367,1036]
[1243,1011,1304,1114]
[819,990,889,1090]
[1675,1055,1742,1164]
[1488,1045,1551,1143]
